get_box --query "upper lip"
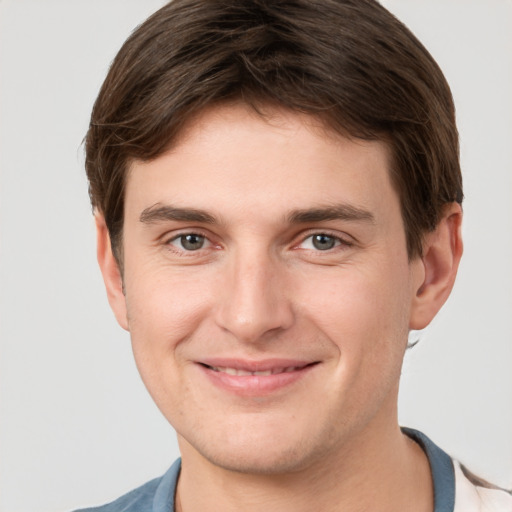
[197,358,318,373]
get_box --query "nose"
[214,250,294,343]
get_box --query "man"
[77,0,511,511]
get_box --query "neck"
[175,415,433,512]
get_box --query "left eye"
[169,233,208,251]
[300,234,342,251]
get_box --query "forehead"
[124,103,398,226]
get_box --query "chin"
[179,418,334,475]
[201,442,317,475]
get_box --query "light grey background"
[0,1,511,511]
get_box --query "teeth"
[210,366,300,376]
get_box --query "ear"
[95,213,129,331]
[409,203,463,330]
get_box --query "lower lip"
[198,364,317,396]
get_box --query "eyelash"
[165,231,214,255]
[296,232,353,252]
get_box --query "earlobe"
[95,213,129,331]
[409,203,463,330]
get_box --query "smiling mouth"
[198,361,319,395]
[204,365,310,376]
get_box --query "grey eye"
[312,234,336,250]
[178,234,205,251]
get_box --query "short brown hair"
[85,0,463,263]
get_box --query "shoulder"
[72,477,161,512]
[403,428,511,512]
[453,460,512,512]
[72,459,181,512]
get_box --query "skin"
[97,103,462,511]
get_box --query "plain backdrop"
[0,1,511,511]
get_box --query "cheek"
[124,268,215,362]
[124,271,214,418]
[295,262,411,363]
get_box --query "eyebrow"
[139,204,217,224]
[287,205,375,224]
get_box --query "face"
[111,104,426,474]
